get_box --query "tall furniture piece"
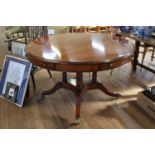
[5,26,52,90]
[26,33,135,123]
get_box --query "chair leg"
[31,72,36,90]
[151,47,155,61]
[139,46,148,72]
[47,70,52,78]
[110,69,113,76]
[8,41,12,51]
[141,46,148,68]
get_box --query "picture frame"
[11,41,26,57]
[0,55,32,107]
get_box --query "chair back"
[5,26,48,56]
[25,26,48,43]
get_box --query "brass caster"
[74,117,80,124]
[36,92,44,101]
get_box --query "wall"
[0,26,8,68]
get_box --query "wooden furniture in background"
[69,26,110,33]
[116,32,155,74]
[26,33,135,123]
[88,26,110,32]
[5,26,48,49]
[140,44,155,65]
[69,26,88,32]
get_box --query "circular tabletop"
[26,33,135,72]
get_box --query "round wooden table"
[26,33,135,123]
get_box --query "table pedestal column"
[42,71,121,124]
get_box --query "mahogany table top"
[26,33,135,72]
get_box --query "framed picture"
[0,55,32,107]
[11,41,26,57]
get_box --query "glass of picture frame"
[0,55,32,107]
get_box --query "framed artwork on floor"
[0,55,32,107]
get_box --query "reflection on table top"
[26,33,135,64]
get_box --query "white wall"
[0,26,8,68]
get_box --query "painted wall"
[0,26,8,68]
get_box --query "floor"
[0,27,155,128]
[0,63,155,128]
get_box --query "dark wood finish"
[26,33,135,123]
[141,45,148,66]
[138,63,155,74]
[151,48,155,61]
[47,70,52,78]
[133,40,140,71]
[42,71,121,123]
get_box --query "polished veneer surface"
[26,33,136,122]
[26,33,135,72]
[26,33,135,63]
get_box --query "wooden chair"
[69,26,110,33]
[5,26,52,90]
[141,45,155,64]
[69,26,88,33]
[136,29,155,67]
[87,26,110,33]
